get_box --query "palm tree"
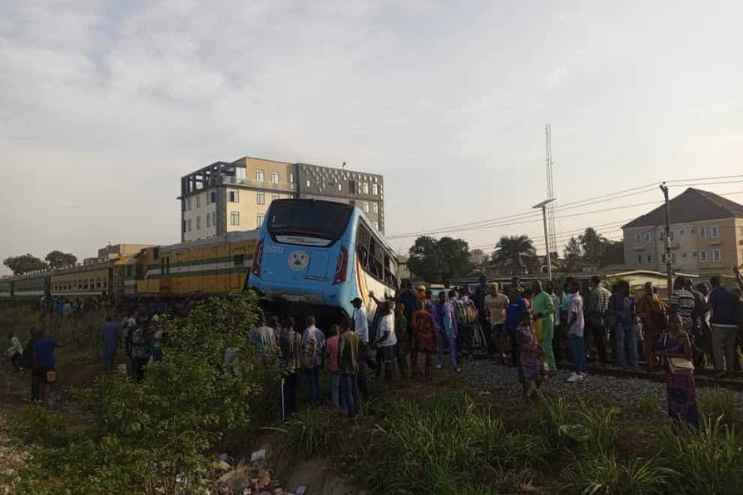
[492,235,536,275]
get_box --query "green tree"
[408,236,472,285]
[492,235,536,275]
[579,228,608,266]
[45,250,78,269]
[3,254,47,275]
[563,237,583,272]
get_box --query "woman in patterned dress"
[656,312,700,428]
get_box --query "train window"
[233,254,245,266]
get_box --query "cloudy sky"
[2,0,743,274]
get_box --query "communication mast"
[545,124,557,257]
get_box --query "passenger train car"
[249,198,398,317]
[0,232,260,304]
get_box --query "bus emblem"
[288,251,310,271]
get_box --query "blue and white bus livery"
[248,198,397,318]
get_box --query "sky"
[2,0,743,274]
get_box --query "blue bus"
[248,198,398,318]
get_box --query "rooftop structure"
[179,156,385,241]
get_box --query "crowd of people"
[6,269,743,427]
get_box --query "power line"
[389,179,743,241]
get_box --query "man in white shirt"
[566,279,586,383]
[351,298,369,344]
[374,301,398,381]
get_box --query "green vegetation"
[698,388,741,428]
[11,292,277,495]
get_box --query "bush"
[14,292,277,495]
[658,416,743,495]
[565,453,675,495]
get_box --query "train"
[1,199,399,318]
[0,231,259,305]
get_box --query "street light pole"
[533,198,556,281]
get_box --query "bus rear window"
[267,200,353,244]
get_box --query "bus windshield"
[267,199,353,244]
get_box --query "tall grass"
[658,416,743,495]
[698,388,740,428]
[359,391,550,494]
[565,453,675,495]
[281,406,338,458]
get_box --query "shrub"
[14,292,276,495]
[565,453,675,495]
[658,416,743,495]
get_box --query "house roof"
[623,188,743,229]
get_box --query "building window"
[372,220,378,230]
[700,250,707,261]
[229,190,239,203]
[305,179,311,188]
[187,198,192,211]
[213,212,217,226]
[257,192,265,205]
[647,255,652,263]
[712,248,721,262]
[182,220,186,233]
[643,232,651,241]
[337,182,343,192]
[692,251,698,257]
[637,255,642,264]
[256,169,265,182]
[711,226,720,238]
[289,172,294,184]
[196,195,201,208]
[187,219,192,232]
[371,202,378,214]
[257,214,264,227]
[682,252,687,258]
[362,182,369,195]
[349,180,356,194]
[230,211,240,226]
[271,193,280,202]
[196,216,201,230]
[679,229,684,236]
[372,183,378,195]
[363,202,370,213]
[210,191,217,204]
[206,213,211,228]
[271,172,279,184]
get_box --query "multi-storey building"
[623,188,743,275]
[180,156,384,242]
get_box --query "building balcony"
[219,176,295,192]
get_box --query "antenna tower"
[545,124,557,256]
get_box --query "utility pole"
[534,198,556,281]
[545,124,557,254]
[660,182,673,296]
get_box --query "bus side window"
[356,223,372,271]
